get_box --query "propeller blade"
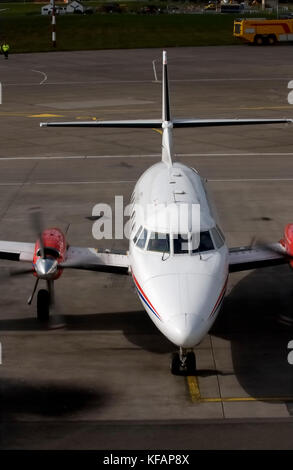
[10,268,34,276]
[30,207,45,259]
[0,267,34,279]
[58,256,94,270]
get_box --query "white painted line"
[152,59,159,82]
[36,180,135,185]
[209,178,293,182]
[3,77,293,87]
[177,152,293,157]
[0,180,136,186]
[31,70,48,85]
[1,152,293,161]
[0,178,293,187]
[0,154,160,161]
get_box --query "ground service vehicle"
[234,18,293,44]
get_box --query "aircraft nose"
[143,273,224,348]
[166,313,205,348]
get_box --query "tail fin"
[161,51,173,167]
[162,50,171,123]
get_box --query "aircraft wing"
[62,246,129,275]
[0,241,35,262]
[0,241,129,274]
[229,243,288,272]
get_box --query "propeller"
[30,207,45,259]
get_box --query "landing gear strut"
[171,348,196,375]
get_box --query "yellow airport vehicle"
[234,17,293,45]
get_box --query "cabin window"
[136,228,148,249]
[147,232,170,253]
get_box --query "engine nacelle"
[33,228,67,280]
[281,224,293,268]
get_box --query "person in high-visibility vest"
[1,42,10,59]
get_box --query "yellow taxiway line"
[186,375,293,404]
[240,106,293,111]
[186,375,201,403]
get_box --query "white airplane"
[1,51,293,374]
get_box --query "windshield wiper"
[161,236,170,261]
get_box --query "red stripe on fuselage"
[132,272,162,320]
[209,275,228,319]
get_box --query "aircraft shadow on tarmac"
[211,264,293,415]
[0,377,110,421]
[1,265,293,412]
[0,308,176,353]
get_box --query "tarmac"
[1,46,293,449]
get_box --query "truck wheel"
[254,35,264,46]
[267,35,276,45]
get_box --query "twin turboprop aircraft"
[1,51,293,374]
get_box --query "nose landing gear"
[28,279,54,322]
[37,289,50,321]
[171,348,196,375]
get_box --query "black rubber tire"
[186,351,196,374]
[267,35,276,45]
[170,352,181,375]
[254,35,264,46]
[37,289,50,321]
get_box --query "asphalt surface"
[1,46,293,449]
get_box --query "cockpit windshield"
[134,227,215,255]
[173,231,214,254]
[147,232,170,253]
[192,231,214,253]
[173,234,189,254]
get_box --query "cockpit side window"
[136,228,148,249]
[211,226,224,249]
[216,225,225,242]
[147,232,170,253]
[133,225,142,244]
[192,231,214,253]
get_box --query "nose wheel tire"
[171,351,196,375]
[186,351,196,374]
[37,289,50,321]
[171,352,181,375]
